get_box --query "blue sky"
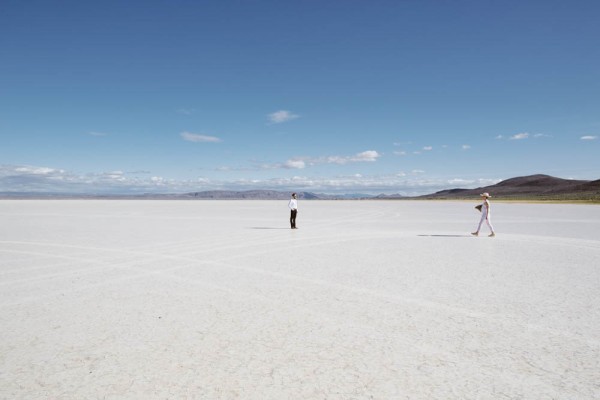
[1,0,599,195]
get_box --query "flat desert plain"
[1,200,599,399]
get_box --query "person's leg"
[486,217,495,236]
[472,214,485,235]
[290,210,297,228]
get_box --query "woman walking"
[472,192,496,237]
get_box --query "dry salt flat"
[0,199,599,400]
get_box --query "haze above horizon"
[1,0,599,195]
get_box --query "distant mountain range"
[0,190,348,200]
[418,174,600,201]
[1,175,598,201]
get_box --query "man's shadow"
[248,227,290,230]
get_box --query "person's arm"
[485,200,490,219]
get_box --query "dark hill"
[421,174,600,201]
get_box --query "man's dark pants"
[290,210,297,228]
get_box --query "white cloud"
[509,133,530,140]
[0,164,509,196]
[462,144,471,150]
[447,178,471,185]
[242,174,502,196]
[284,159,306,169]
[257,150,382,171]
[423,146,433,151]
[102,171,127,182]
[88,132,108,137]
[180,131,222,143]
[268,110,299,124]
[14,166,60,175]
[499,133,542,140]
[0,165,207,194]
[394,151,407,156]
[324,156,345,164]
[581,135,598,140]
[326,150,380,164]
[350,150,380,163]
[309,150,381,166]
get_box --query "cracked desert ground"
[1,200,599,399]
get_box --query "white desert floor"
[0,200,599,399]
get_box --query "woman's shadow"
[417,234,471,237]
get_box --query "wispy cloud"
[284,159,306,169]
[268,110,299,124]
[502,132,549,140]
[13,166,65,175]
[176,109,196,115]
[228,172,443,195]
[422,146,433,151]
[326,150,380,164]
[581,135,598,140]
[88,132,108,137]
[0,165,217,194]
[462,144,471,150]
[509,132,530,140]
[102,171,126,181]
[180,131,222,143]
[0,164,506,196]
[240,174,502,195]
[262,150,382,170]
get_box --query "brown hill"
[421,174,600,201]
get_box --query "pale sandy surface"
[1,200,599,399]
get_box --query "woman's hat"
[480,192,491,198]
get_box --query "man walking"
[288,193,298,229]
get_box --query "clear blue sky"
[1,0,599,195]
